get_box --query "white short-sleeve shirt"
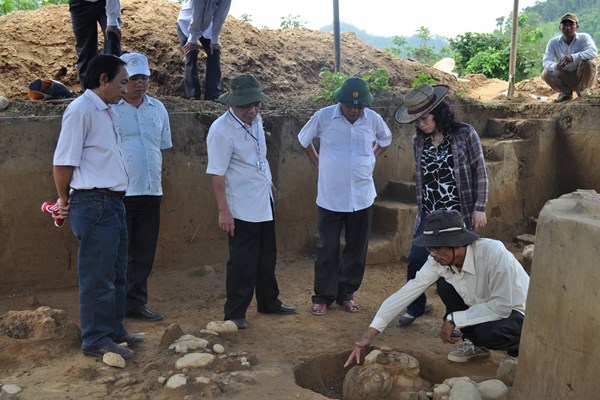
[206,110,273,222]
[53,90,128,191]
[298,104,392,212]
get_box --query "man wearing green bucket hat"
[298,77,392,317]
[206,74,297,329]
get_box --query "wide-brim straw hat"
[218,74,271,106]
[412,210,479,248]
[394,84,449,124]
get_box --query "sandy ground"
[0,255,509,400]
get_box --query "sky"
[229,0,543,39]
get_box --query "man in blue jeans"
[53,55,141,359]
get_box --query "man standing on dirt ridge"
[69,0,122,90]
[206,74,297,330]
[177,0,231,101]
[53,55,142,360]
[542,12,598,102]
[113,52,173,322]
[345,210,529,367]
[298,77,392,317]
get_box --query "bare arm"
[304,143,319,168]
[211,175,235,236]
[53,166,74,218]
[344,327,380,367]
[373,144,389,157]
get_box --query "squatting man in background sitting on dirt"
[542,12,598,102]
[113,52,173,322]
[298,77,392,317]
[53,55,142,360]
[344,210,529,367]
[206,74,297,330]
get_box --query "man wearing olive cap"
[298,77,392,317]
[542,12,598,102]
[206,74,297,330]
[344,209,529,366]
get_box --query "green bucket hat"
[218,74,271,106]
[334,77,373,107]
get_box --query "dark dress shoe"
[275,304,297,315]
[82,342,134,359]
[112,334,144,346]
[126,307,164,321]
[229,318,249,329]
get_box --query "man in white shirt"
[344,210,529,366]
[113,53,173,322]
[298,77,392,317]
[176,0,231,100]
[53,55,141,360]
[542,12,598,102]
[206,74,296,329]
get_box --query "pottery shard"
[343,363,393,400]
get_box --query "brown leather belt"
[80,188,126,198]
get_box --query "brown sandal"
[341,300,360,313]
[311,303,327,316]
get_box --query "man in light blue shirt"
[542,12,597,102]
[113,52,172,322]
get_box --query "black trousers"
[438,278,524,357]
[312,206,372,305]
[123,196,161,313]
[69,0,121,90]
[176,25,222,100]
[224,218,281,320]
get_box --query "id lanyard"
[228,110,267,171]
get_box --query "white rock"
[364,349,381,365]
[206,320,238,333]
[2,384,22,395]
[213,344,225,354]
[158,376,167,384]
[166,373,187,389]
[169,336,209,353]
[444,376,471,387]
[476,379,509,400]
[449,380,481,400]
[199,329,219,336]
[102,352,126,368]
[175,352,216,369]
[0,96,9,111]
[496,356,518,386]
[433,383,451,400]
[522,244,534,261]
[196,376,211,384]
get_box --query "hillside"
[0,0,569,113]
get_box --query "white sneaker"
[447,339,491,362]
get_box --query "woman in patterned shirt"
[393,84,488,327]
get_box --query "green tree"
[1,0,68,16]
[239,13,252,24]
[384,36,408,58]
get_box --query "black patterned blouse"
[420,134,461,215]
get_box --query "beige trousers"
[542,59,597,94]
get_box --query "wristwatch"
[445,313,455,325]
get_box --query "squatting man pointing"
[344,210,530,367]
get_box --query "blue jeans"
[69,190,128,349]
[406,215,429,317]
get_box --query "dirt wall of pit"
[1,101,598,293]
[511,190,600,400]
